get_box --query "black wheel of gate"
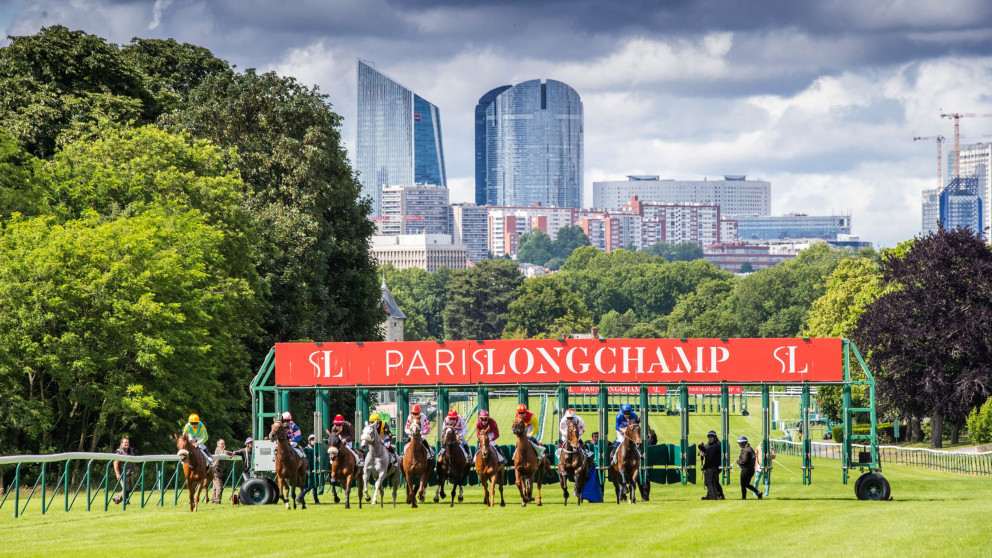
[240,478,274,505]
[264,478,280,504]
[855,472,891,500]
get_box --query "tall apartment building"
[733,214,851,242]
[476,79,583,208]
[922,188,941,234]
[623,196,721,247]
[487,206,578,257]
[593,175,770,216]
[379,184,449,235]
[449,203,490,263]
[356,60,446,215]
[371,234,467,271]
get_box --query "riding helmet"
[479,409,489,418]
[707,430,718,438]
[517,403,528,413]
[738,436,748,444]
[333,415,345,425]
[188,413,200,423]
[412,404,422,414]
[621,403,633,413]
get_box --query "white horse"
[359,423,400,507]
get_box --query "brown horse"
[557,419,588,506]
[326,430,360,509]
[511,419,550,507]
[269,421,309,510]
[475,428,505,508]
[175,433,213,512]
[401,419,430,508]
[608,423,642,504]
[434,426,468,506]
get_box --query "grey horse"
[359,423,401,507]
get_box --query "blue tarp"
[580,469,604,503]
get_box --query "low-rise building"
[372,234,468,271]
[703,243,794,273]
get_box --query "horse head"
[511,419,527,437]
[476,429,490,456]
[625,423,642,446]
[567,420,581,447]
[326,431,340,459]
[442,426,458,446]
[175,432,191,461]
[408,419,422,439]
[269,420,285,443]
[360,423,378,448]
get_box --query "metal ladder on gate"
[842,341,881,483]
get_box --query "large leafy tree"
[121,38,232,114]
[517,230,555,267]
[443,260,523,340]
[162,69,382,352]
[642,241,704,262]
[855,229,992,447]
[504,276,593,339]
[0,210,255,454]
[382,266,451,341]
[0,133,43,219]
[0,26,154,157]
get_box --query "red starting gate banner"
[274,338,843,387]
[566,385,744,395]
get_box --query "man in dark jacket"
[697,430,725,500]
[736,436,763,499]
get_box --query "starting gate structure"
[250,336,891,500]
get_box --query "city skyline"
[4,1,992,245]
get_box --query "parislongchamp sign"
[274,338,843,387]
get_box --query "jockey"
[281,411,305,459]
[368,411,395,452]
[558,408,586,445]
[182,413,212,465]
[405,404,433,459]
[440,409,469,460]
[515,404,545,459]
[476,409,505,464]
[329,414,360,463]
[612,403,641,464]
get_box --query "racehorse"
[269,421,309,510]
[608,422,642,504]
[175,432,213,512]
[511,418,550,507]
[401,419,430,508]
[557,418,588,506]
[433,426,468,507]
[360,423,400,508]
[475,427,505,508]
[326,430,360,508]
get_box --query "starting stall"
[249,337,889,501]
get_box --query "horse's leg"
[433,471,443,503]
[575,465,586,506]
[405,471,413,505]
[560,468,569,506]
[515,468,527,507]
[188,478,196,512]
[535,471,543,507]
[345,475,353,510]
[498,475,506,507]
[418,471,426,503]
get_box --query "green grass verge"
[2,455,989,558]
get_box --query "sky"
[4,0,992,246]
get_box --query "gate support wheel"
[855,472,891,500]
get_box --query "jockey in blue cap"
[612,403,640,464]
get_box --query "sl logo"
[772,346,809,375]
[308,350,345,379]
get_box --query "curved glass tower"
[475,79,582,208]
[357,60,446,216]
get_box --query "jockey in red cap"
[328,413,358,462]
[440,409,469,460]
[476,409,504,463]
[405,403,433,459]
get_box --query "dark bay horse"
[511,419,550,507]
[401,419,430,508]
[557,419,588,506]
[434,426,468,506]
[175,433,213,512]
[269,421,308,509]
[326,431,360,508]
[475,428,505,507]
[608,423,642,504]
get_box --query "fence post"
[801,383,812,485]
[640,385,650,486]
[720,385,730,485]
[761,384,771,495]
[13,463,20,518]
[679,384,689,486]
[598,384,609,484]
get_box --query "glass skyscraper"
[939,177,983,237]
[475,79,583,208]
[357,60,446,216]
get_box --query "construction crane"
[940,112,992,180]
[913,135,945,190]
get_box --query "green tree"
[665,277,738,338]
[443,260,523,340]
[0,26,155,157]
[504,276,593,338]
[382,267,451,340]
[598,309,638,337]
[642,241,704,262]
[552,225,590,260]
[121,38,232,114]
[0,210,255,454]
[966,397,992,444]
[802,257,885,423]
[162,69,382,351]
[517,230,555,267]
[0,132,43,219]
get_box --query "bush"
[831,423,894,444]
[967,397,992,444]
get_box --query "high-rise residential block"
[487,206,578,257]
[476,80,583,208]
[623,196,721,247]
[593,175,770,217]
[356,60,446,216]
[922,188,941,234]
[379,185,449,236]
[449,203,490,263]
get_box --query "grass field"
[3,455,991,558]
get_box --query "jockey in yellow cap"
[182,413,212,465]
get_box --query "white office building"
[372,234,468,271]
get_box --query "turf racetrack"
[2,455,989,558]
